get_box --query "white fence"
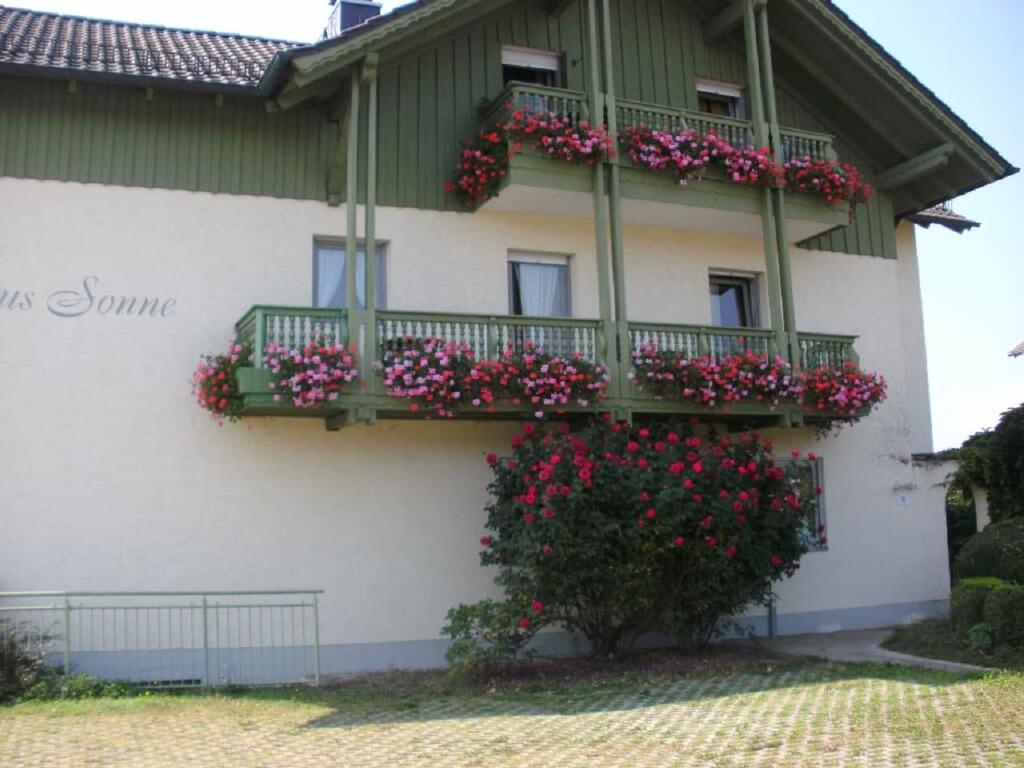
[0,590,322,687]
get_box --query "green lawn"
[2,660,1023,767]
[883,619,1024,671]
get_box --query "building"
[0,0,1015,679]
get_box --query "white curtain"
[316,245,346,308]
[516,262,565,316]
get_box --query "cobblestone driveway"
[2,664,1023,767]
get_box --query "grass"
[882,618,1024,671]
[2,656,1024,767]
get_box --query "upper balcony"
[230,305,859,429]
[477,83,850,241]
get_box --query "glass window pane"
[510,262,569,317]
[314,243,387,310]
[710,279,750,327]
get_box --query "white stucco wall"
[0,178,949,663]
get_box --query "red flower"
[542,544,554,557]
[771,554,783,567]
[518,616,530,629]
[627,441,640,453]
[700,515,714,530]
[646,508,657,519]
[531,601,543,613]
[480,535,491,546]
[486,452,498,465]
[725,545,737,559]
[674,536,685,547]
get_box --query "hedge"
[954,517,1024,584]
[984,583,1024,648]
[951,577,1010,630]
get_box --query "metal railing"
[236,306,349,368]
[0,590,323,687]
[376,310,603,362]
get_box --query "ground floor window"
[778,456,827,551]
[313,240,387,310]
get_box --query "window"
[777,457,827,551]
[696,79,743,118]
[313,240,387,310]
[502,45,561,88]
[709,274,758,328]
[508,252,570,317]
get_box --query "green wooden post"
[345,73,360,315]
[756,3,799,365]
[253,308,267,368]
[363,54,379,398]
[585,0,619,398]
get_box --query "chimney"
[323,0,382,39]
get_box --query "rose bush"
[442,418,821,667]
[192,340,251,423]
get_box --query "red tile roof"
[0,4,298,88]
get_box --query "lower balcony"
[230,305,860,429]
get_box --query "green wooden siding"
[0,76,333,200]
[0,1,900,259]
[374,0,590,210]
[776,83,898,259]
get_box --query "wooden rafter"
[876,144,955,191]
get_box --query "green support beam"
[704,0,765,45]
[345,73,360,314]
[876,143,955,191]
[363,53,379,407]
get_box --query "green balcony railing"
[231,305,860,421]
[627,322,780,361]
[236,305,349,368]
[376,310,604,363]
[795,332,859,369]
[482,83,836,163]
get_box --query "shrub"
[441,600,537,674]
[192,340,251,423]
[956,403,1024,523]
[446,418,819,659]
[984,584,1024,649]
[955,517,1024,583]
[951,577,1009,630]
[965,622,995,654]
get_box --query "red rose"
[627,441,640,453]
[646,508,656,519]
[674,536,685,547]
[700,515,714,530]
[480,536,491,546]
[725,545,737,559]
[486,453,498,465]
[542,544,554,557]
[771,554,783,567]
[518,617,530,629]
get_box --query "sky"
[20,0,1024,450]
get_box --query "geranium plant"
[380,337,475,417]
[264,339,358,408]
[783,157,872,207]
[802,361,886,424]
[380,337,607,417]
[621,126,780,188]
[442,418,821,666]
[192,340,251,424]
[630,343,801,408]
[446,108,613,208]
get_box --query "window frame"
[776,456,828,552]
[507,250,572,318]
[312,238,388,310]
[695,78,744,118]
[708,271,760,329]
[501,45,562,88]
